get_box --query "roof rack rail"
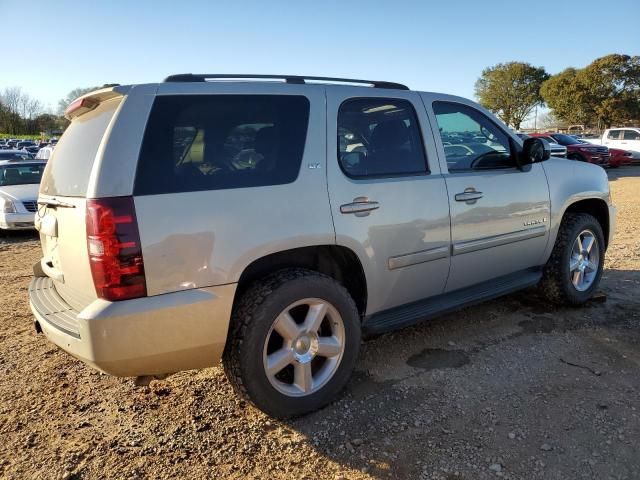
[163,74,409,90]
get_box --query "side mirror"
[520,138,551,166]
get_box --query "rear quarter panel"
[541,158,611,261]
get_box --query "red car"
[530,133,610,166]
[608,147,633,168]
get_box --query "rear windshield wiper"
[37,198,76,209]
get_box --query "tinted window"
[337,98,427,178]
[433,102,513,171]
[0,151,32,161]
[135,95,310,195]
[623,130,640,140]
[551,134,581,146]
[40,97,121,197]
[0,163,45,186]
[607,129,621,140]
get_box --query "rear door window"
[40,97,121,197]
[337,98,428,178]
[623,130,640,141]
[134,95,310,195]
[607,130,621,140]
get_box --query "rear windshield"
[40,97,121,197]
[0,151,32,161]
[0,163,45,186]
[551,134,580,146]
[134,95,310,195]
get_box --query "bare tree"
[538,111,560,130]
[1,87,22,115]
[25,98,43,120]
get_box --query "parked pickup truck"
[29,76,616,417]
[582,128,640,161]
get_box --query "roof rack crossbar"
[163,74,409,90]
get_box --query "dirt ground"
[1,169,639,480]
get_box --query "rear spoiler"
[64,86,130,121]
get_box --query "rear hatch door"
[37,93,123,311]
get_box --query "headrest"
[370,120,409,151]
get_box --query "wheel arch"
[562,198,610,249]
[233,245,368,317]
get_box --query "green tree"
[475,62,549,130]
[540,68,594,125]
[541,54,640,128]
[34,113,60,133]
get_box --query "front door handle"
[455,190,483,203]
[340,197,380,216]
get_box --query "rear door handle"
[340,197,380,216]
[455,191,483,202]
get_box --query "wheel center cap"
[293,333,319,362]
[295,336,310,353]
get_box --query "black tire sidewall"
[557,216,605,304]
[237,274,360,417]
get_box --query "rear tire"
[223,269,361,418]
[539,213,605,306]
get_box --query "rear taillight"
[86,197,146,301]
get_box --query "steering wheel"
[470,150,501,169]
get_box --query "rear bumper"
[29,277,236,377]
[0,212,35,230]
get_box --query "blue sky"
[2,0,639,112]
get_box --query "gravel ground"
[1,169,639,480]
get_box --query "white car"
[0,161,46,230]
[35,146,54,161]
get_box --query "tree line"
[3,57,638,136]
[0,87,61,136]
[0,85,112,137]
[475,54,640,131]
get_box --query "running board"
[363,268,542,335]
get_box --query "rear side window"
[337,98,427,178]
[134,95,310,195]
[607,130,621,139]
[40,97,121,197]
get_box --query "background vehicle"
[531,133,609,166]
[516,133,567,157]
[0,161,45,230]
[30,77,614,418]
[15,140,36,150]
[607,148,633,167]
[35,146,53,161]
[587,128,640,161]
[0,150,34,161]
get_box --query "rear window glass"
[0,163,45,186]
[40,97,120,197]
[337,98,427,178]
[0,151,32,161]
[134,95,310,195]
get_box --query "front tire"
[223,269,361,418]
[539,213,605,306]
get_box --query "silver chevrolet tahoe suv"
[29,74,616,418]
